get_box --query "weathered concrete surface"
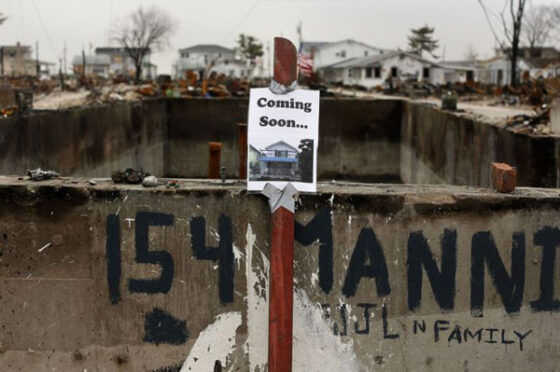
[1,177,560,371]
[0,99,167,178]
[401,100,559,187]
[2,97,560,188]
[167,98,403,182]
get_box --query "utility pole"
[36,41,40,77]
[267,42,271,77]
[297,21,302,47]
[82,46,87,85]
[63,40,67,74]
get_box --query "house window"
[374,67,381,78]
[218,53,222,58]
[348,69,352,78]
[391,67,398,77]
[275,150,288,158]
[365,67,373,78]
[364,51,368,57]
[204,54,208,64]
[340,50,346,58]
[423,67,430,79]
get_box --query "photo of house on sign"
[247,87,319,192]
[249,139,314,182]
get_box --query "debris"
[441,92,457,111]
[142,175,159,187]
[111,168,150,184]
[166,180,179,189]
[220,166,227,184]
[27,168,59,181]
[88,179,96,185]
[506,105,550,134]
[492,162,516,193]
[38,242,52,253]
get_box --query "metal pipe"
[208,142,222,179]
[237,123,247,179]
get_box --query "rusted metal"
[273,37,298,87]
[268,206,294,372]
[267,37,299,372]
[237,123,247,179]
[208,142,222,179]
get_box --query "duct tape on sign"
[247,87,319,193]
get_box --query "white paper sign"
[247,87,319,193]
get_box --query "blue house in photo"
[250,141,301,181]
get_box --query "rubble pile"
[506,105,551,135]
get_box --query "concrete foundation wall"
[400,101,559,187]
[2,97,559,188]
[1,177,560,371]
[0,99,168,178]
[167,98,402,182]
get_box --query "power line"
[222,0,261,43]
[31,0,58,57]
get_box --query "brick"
[491,162,516,193]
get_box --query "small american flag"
[298,54,313,77]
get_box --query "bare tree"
[463,44,479,61]
[523,5,553,51]
[550,5,560,45]
[113,6,176,83]
[477,0,527,87]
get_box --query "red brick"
[491,163,516,193]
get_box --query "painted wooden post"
[266,37,298,372]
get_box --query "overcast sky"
[0,0,554,74]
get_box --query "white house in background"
[72,55,111,78]
[95,47,157,80]
[318,51,454,88]
[439,61,477,83]
[172,44,249,80]
[299,39,384,70]
[447,47,560,85]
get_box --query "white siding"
[313,41,382,69]
[337,55,442,88]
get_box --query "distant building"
[445,47,560,86]
[72,55,111,78]
[72,47,156,80]
[300,39,384,71]
[0,42,55,77]
[172,44,249,80]
[318,51,455,88]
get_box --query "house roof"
[299,39,383,55]
[72,55,111,66]
[179,44,234,54]
[299,41,330,54]
[0,45,31,53]
[319,51,443,70]
[524,58,560,69]
[265,140,298,152]
[95,47,151,55]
